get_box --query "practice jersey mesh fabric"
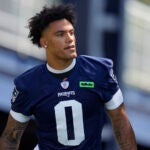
[11,55,120,150]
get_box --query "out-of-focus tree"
[138,0,150,5]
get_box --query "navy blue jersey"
[11,55,120,150]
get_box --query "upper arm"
[106,103,128,122]
[106,103,133,138]
[0,113,29,149]
[3,113,29,135]
[106,103,137,150]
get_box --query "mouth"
[64,45,75,50]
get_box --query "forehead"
[47,19,74,33]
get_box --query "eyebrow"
[55,29,74,34]
[55,30,66,34]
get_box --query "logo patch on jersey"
[79,81,95,88]
[11,86,19,103]
[61,80,69,89]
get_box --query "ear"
[40,38,47,48]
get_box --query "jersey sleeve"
[104,88,123,110]
[10,78,32,122]
[97,58,123,109]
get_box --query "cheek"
[73,36,76,42]
[50,42,65,56]
[51,39,65,49]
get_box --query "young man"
[0,4,137,150]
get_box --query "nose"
[65,33,74,43]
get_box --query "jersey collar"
[46,59,76,74]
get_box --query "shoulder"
[77,55,113,74]
[14,64,46,89]
[78,55,113,67]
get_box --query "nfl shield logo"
[61,81,69,89]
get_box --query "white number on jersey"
[54,100,85,146]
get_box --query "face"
[40,19,77,62]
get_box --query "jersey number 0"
[54,100,85,146]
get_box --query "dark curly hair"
[28,4,77,47]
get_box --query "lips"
[64,45,75,50]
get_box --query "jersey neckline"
[46,59,76,74]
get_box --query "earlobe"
[40,38,47,48]
[44,45,47,48]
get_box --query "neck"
[47,58,74,70]
[46,58,76,74]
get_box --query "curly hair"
[28,4,77,47]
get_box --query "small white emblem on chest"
[61,80,69,89]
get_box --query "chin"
[72,52,77,58]
[65,52,77,60]
[72,55,77,59]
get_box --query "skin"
[40,19,77,70]
[107,103,137,150]
[0,19,137,150]
[0,115,28,150]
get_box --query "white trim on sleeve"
[105,89,123,110]
[34,145,39,150]
[10,110,31,123]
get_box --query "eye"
[70,30,74,36]
[56,32,64,37]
